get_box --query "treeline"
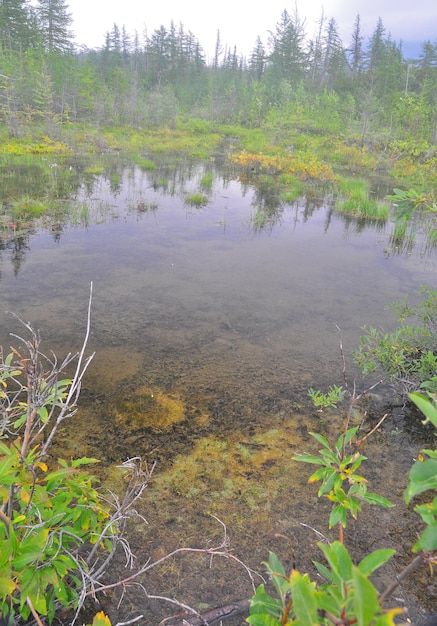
[1,1,437,145]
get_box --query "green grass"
[131,154,156,170]
[11,196,47,218]
[335,177,388,220]
[200,172,214,192]
[387,221,415,254]
[425,227,437,251]
[336,177,369,200]
[336,197,389,220]
[184,192,208,207]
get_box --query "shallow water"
[1,160,436,622]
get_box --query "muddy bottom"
[50,365,436,626]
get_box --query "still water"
[1,160,436,621]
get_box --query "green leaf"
[413,521,437,552]
[246,615,282,626]
[37,406,48,422]
[27,590,47,615]
[71,457,100,468]
[320,449,340,465]
[405,458,437,503]
[361,492,394,508]
[0,577,16,595]
[358,549,395,576]
[312,560,332,583]
[329,504,347,529]
[352,566,380,625]
[12,551,44,570]
[318,469,337,496]
[293,454,327,466]
[336,427,359,451]
[266,551,286,577]
[249,584,282,619]
[265,552,289,599]
[289,570,318,624]
[318,541,353,588]
[309,432,331,450]
[308,467,331,482]
[409,392,437,428]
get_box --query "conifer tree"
[0,0,37,49]
[267,8,307,84]
[35,0,73,53]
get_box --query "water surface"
[1,160,436,621]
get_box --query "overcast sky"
[69,0,437,59]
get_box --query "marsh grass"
[131,199,159,213]
[131,154,156,171]
[336,197,389,219]
[184,192,209,207]
[387,221,415,254]
[250,207,277,232]
[335,177,388,220]
[279,174,305,203]
[84,165,105,175]
[425,227,437,252]
[10,196,47,218]
[336,177,369,199]
[200,172,214,192]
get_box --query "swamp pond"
[1,154,437,624]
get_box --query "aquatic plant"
[131,154,156,170]
[388,220,415,253]
[335,196,389,220]
[184,192,209,207]
[335,177,388,220]
[84,165,105,175]
[10,196,47,218]
[200,172,214,192]
[336,177,369,199]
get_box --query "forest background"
[1,0,437,165]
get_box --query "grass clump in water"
[184,192,208,207]
[11,196,47,218]
[200,172,214,192]
[335,177,388,220]
[131,154,156,170]
[388,221,415,254]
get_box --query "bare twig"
[151,596,209,626]
[356,413,389,447]
[26,597,45,626]
[299,523,330,544]
[379,553,425,605]
[115,617,144,626]
[40,282,95,456]
[333,323,348,392]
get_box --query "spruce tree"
[0,0,36,50]
[35,0,73,53]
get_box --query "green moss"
[149,424,305,512]
[115,386,185,429]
